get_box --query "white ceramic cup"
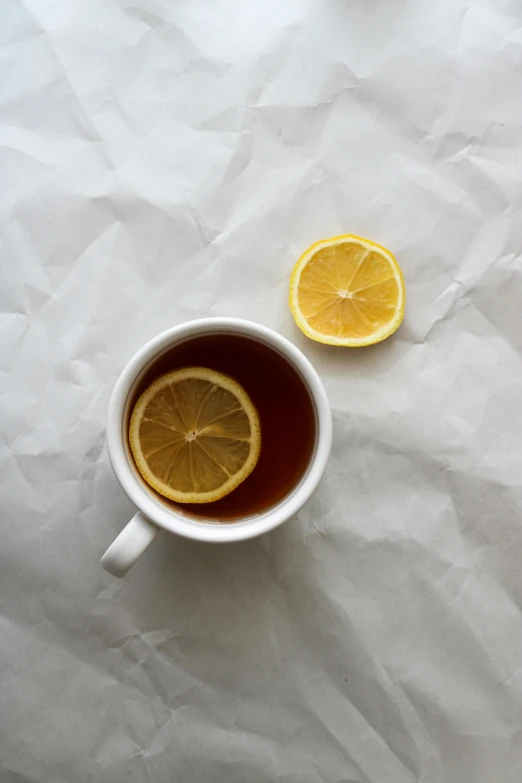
[101,318,332,577]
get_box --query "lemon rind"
[289,234,405,347]
[129,367,261,503]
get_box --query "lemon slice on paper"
[289,235,405,346]
[129,367,261,503]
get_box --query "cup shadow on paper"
[287,321,410,377]
[124,514,314,660]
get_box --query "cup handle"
[101,512,160,577]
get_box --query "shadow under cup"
[122,332,318,523]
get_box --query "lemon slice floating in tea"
[129,367,261,503]
[289,235,405,346]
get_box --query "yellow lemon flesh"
[129,367,261,503]
[289,235,405,346]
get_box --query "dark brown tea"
[127,333,317,521]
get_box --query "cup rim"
[106,318,332,542]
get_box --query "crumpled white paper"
[2,0,522,781]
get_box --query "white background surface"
[2,1,522,781]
